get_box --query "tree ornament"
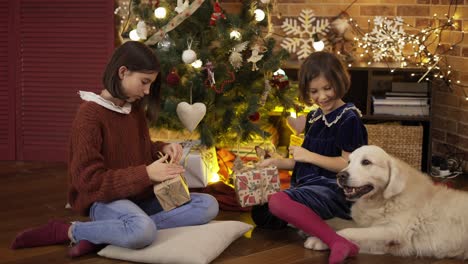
[229,41,249,70]
[248,112,260,122]
[176,102,207,132]
[175,0,189,14]
[157,34,174,51]
[286,115,306,135]
[210,1,226,26]
[202,60,216,87]
[182,39,197,64]
[166,68,180,86]
[247,44,266,71]
[271,72,289,90]
[204,64,235,94]
[259,79,272,106]
[136,21,147,40]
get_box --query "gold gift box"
[154,175,191,211]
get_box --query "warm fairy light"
[254,9,265,22]
[230,30,241,40]
[129,29,140,41]
[191,59,202,68]
[274,68,286,76]
[290,111,297,118]
[312,40,325,51]
[209,172,220,183]
[312,33,325,51]
[154,7,167,19]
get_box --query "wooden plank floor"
[0,161,466,264]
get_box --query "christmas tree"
[116,0,296,147]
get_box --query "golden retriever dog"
[304,145,468,259]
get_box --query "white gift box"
[180,142,219,188]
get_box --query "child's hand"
[161,143,183,164]
[289,146,311,163]
[146,154,185,182]
[257,158,276,168]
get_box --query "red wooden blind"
[0,0,14,160]
[15,0,114,161]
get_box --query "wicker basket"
[365,124,423,169]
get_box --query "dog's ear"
[383,157,406,199]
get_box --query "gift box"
[234,166,280,207]
[180,144,219,188]
[154,175,191,211]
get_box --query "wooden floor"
[1,161,467,264]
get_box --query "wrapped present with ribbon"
[234,166,280,207]
[154,175,191,211]
[180,141,219,188]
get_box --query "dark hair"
[102,41,162,121]
[298,52,350,106]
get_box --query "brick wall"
[222,0,468,171]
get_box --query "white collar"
[78,91,132,114]
[308,105,362,128]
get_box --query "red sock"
[268,192,359,264]
[10,219,71,249]
[68,240,103,258]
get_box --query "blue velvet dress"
[284,102,368,220]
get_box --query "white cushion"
[98,221,252,264]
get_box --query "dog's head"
[337,145,406,201]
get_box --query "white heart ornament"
[286,115,306,135]
[176,102,206,132]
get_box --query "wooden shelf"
[362,114,430,122]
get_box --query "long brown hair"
[102,41,162,121]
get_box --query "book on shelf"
[391,82,428,93]
[373,104,430,116]
[385,91,428,97]
[372,96,428,106]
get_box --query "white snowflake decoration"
[360,16,408,62]
[280,10,329,60]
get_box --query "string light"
[312,33,325,51]
[191,59,203,68]
[154,7,167,19]
[254,9,265,22]
[230,30,241,40]
[129,29,140,41]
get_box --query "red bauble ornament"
[271,74,290,90]
[248,112,260,122]
[166,69,180,86]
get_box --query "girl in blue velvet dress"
[252,52,368,264]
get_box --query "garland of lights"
[115,1,467,100]
[347,3,467,100]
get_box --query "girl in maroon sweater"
[11,41,219,257]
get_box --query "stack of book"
[372,82,430,116]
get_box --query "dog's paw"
[304,236,329,250]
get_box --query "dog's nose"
[337,171,349,181]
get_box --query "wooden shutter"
[15,0,114,161]
[0,0,14,160]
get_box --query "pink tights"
[268,192,359,264]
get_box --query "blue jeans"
[71,193,219,249]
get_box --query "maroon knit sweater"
[67,101,168,216]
